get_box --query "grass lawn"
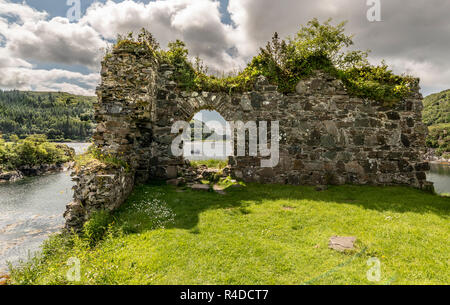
[10,183,450,285]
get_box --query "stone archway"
[183,110,230,161]
[148,64,286,183]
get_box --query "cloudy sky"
[0,0,449,97]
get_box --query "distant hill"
[0,90,96,142]
[423,89,450,158]
[423,89,450,126]
[426,123,449,158]
[189,119,228,141]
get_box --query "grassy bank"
[0,135,74,172]
[9,183,449,285]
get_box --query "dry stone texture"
[64,44,432,230]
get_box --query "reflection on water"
[0,143,90,273]
[0,172,73,272]
[65,142,91,155]
[184,141,231,161]
[427,163,450,194]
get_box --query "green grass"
[9,183,450,285]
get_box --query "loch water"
[427,163,450,194]
[0,143,90,273]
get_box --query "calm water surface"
[427,163,450,194]
[184,141,231,160]
[0,143,90,273]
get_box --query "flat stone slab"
[231,183,243,188]
[213,185,226,195]
[282,206,295,211]
[328,236,357,251]
[213,185,224,191]
[191,184,210,191]
[315,185,328,192]
[167,179,179,186]
[167,177,185,187]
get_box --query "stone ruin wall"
[64,162,134,230]
[64,44,432,230]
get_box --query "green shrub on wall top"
[108,18,416,104]
[73,145,131,172]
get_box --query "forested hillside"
[423,89,450,158]
[0,90,95,141]
[426,123,449,157]
[423,89,450,126]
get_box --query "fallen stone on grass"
[328,236,357,251]
[191,184,210,191]
[282,206,295,211]
[315,185,328,191]
[167,177,185,187]
[213,185,226,195]
[231,183,243,188]
[167,179,179,186]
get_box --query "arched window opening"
[183,110,232,162]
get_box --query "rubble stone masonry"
[64,44,432,230]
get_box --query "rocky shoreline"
[0,162,75,183]
[423,149,450,164]
[429,158,450,165]
[0,273,9,285]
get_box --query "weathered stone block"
[166,166,178,179]
[386,111,401,120]
[415,162,430,172]
[329,236,356,251]
[295,81,308,94]
[191,184,210,191]
[240,95,253,111]
[250,92,263,109]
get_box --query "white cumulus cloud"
[5,16,105,69]
[0,0,449,96]
[80,0,243,72]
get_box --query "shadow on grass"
[115,181,450,233]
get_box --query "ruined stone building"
[64,42,431,230]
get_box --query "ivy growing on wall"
[110,18,416,104]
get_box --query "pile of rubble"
[166,164,240,195]
[167,164,230,186]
